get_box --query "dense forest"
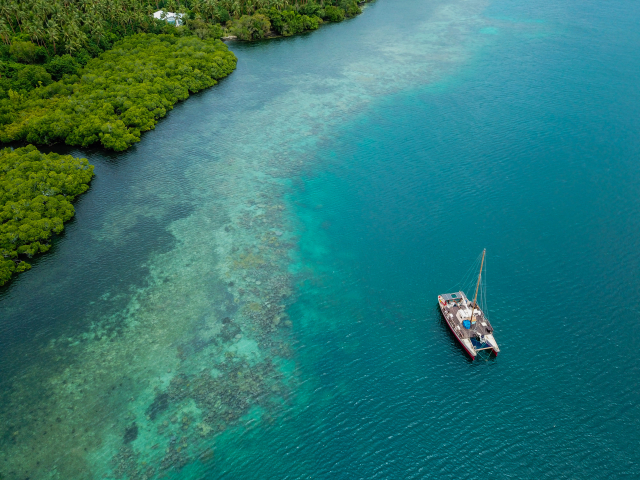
[0,0,368,284]
[0,0,363,62]
[0,145,94,285]
[0,0,365,142]
[0,35,238,150]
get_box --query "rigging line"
[457,252,481,292]
[478,349,490,362]
[479,257,485,308]
[449,251,483,294]
[486,263,489,318]
[470,252,483,291]
[483,254,489,319]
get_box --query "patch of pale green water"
[0,0,532,477]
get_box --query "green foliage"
[7,90,22,104]
[186,0,362,25]
[298,3,323,17]
[263,8,321,37]
[324,6,346,22]
[11,65,52,91]
[186,19,224,40]
[0,145,94,286]
[9,41,39,64]
[218,8,231,23]
[0,34,237,151]
[45,55,81,81]
[344,1,362,18]
[229,14,272,40]
[0,0,368,60]
[0,0,167,57]
[0,60,24,79]
[302,14,322,31]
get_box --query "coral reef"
[0,0,492,475]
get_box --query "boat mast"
[471,249,486,314]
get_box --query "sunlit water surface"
[1,0,639,478]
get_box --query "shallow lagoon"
[1,0,640,478]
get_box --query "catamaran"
[438,249,500,360]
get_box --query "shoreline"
[220,1,373,42]
[0,0,504,476]
[0,1,375,287]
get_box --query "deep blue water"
[1,0,639,478]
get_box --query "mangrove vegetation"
[0,145,94,286]
[0,34,238,150]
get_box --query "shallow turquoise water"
[1,0,640,478]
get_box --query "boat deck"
[439,299,494,340]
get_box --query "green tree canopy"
[230,14,272,40]
[9,41,39,64]
[0,145,94,286]
[45,55,81,81]
[0,34,237,151]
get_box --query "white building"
[153,10,185,26]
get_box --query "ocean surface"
[1,0,639,478]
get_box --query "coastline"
[2,0,640,477]
[0,0,495,476]
[0,2,374,287]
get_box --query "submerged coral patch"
[123,423,139,444]
[146,393,170,421]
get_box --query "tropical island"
[0,0,368,286]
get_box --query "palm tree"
[0,18,11,46]
[191,0,203,15]
[230,0,240,18]
[0,2,16,34]
[46,19,59,53]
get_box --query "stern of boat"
[485,334,499,357]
